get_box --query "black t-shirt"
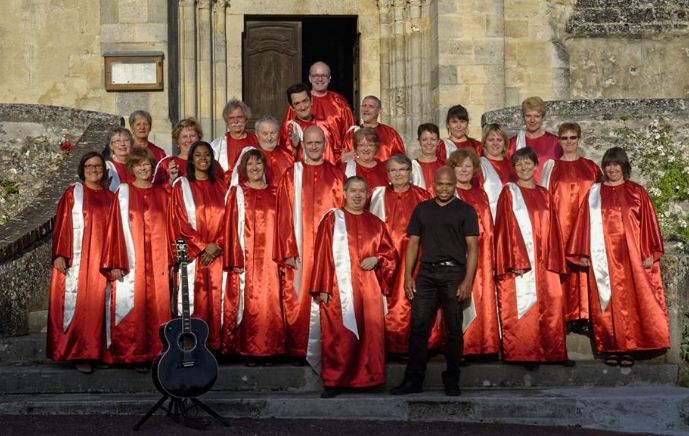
[406,197,479,264]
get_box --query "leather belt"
[422,260,460,267]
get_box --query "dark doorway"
[243,16,358,127]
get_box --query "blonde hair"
[521,96,546,116]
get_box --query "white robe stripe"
[507,183,537,319]
[63,183,84,332]
[588,183,612,312]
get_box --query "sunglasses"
[559,135,578,140]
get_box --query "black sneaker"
[389,380,423,395]
[321,387,340,398]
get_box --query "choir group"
[47,61,670,394]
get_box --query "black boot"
[390,379,423,395]
[441,371,460,396]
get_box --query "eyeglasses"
[309,74,330,79]
[559,135,579,140]
[84,164,103,170]
[388,168,411,173]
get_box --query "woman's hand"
[53,257,67,274]
[111,268,125,281]
[201,243,221,266]
[360,257,378,271]
[167,161,179,184]
[319,292,330,304]
[643,256,654,268]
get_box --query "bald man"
[391,166,479,397]
[281,61,355,162]
[274,125,345,359]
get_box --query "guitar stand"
[133,394,229,430]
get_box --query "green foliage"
[613,120,689,249]
[1,179,19,195]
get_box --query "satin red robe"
[494,183,568,362]
[544,158,602,321]
[455,187,501,355]
[145,141,167,164]
[342,123,406,162]
[274,162,345,356]
[437,138,483,160]
[282,91,354,153]
[478,157,517,186]
[416,159,444,195]
[566,181,670,353]
[168,177,227,351]
[262,146,295,186]
[310,209,397,388]
[215,132,259,185]
[341,160,388,197]
[279,117,339,165]
[508,132,562,181]
[108,159,135,186]
[47,184,113,361]
[372,185,449,353]
[101,184,173,364]
[222,185,286,356]
[152,156,224,190]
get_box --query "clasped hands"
[319,256,379,305]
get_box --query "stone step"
[1,387,688,435]
[0,360,677,395]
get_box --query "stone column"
[212,0,230,136]
[178,0,197,123]
[196,0,213,137]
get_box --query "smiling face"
[559,129,580,155]
[177,127,200,157]
[514,157,536,183]
[453,157,475,185]
[523,109,544,134]
[191,144,212,174]
[484,131,506,159]
[225,107,247,135]
[434,170,456,202]
[604,162,624,184]
[344,179,367,212]
[308,62,331,94]
[83,155,105,187]
[360,98,381,124]
[110,132,132,162]
[355,136,377,163]
[418,130,439,157]
[132,159,153,183]
[245,155,266,183]
[447,117,468,140]
[256,121,279,151]
[387,160,411,189]
[303,127,325,164]
[131,116,151,142]
[290,91,313,120]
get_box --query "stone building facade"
[1,0,688,150]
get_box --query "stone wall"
[0,104,121,336]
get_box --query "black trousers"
[404,263,465,384]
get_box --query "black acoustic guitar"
[153,239,218,398]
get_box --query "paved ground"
[0,416,656,436]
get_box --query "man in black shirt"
[390,166,478,396]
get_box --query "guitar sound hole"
[178,333,197,351]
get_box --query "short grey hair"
[222,99,252,122]
[344,175,368,192]
[107,127,134,147]
[386,154,412,170]
[128,110,152,127]
[254,115,280,132]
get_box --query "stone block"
[438,65,458,85]
[133,23,168,43]
[100,24,134,43]
[458,65,488,85]
[147,0,168,24]
[438,39,475,60]
[118,0,147,23]
[99,0,119,25]
[473,39,503,65]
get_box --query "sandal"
[604,354,620,366]
[619,355,635,367]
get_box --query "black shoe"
[390,380,423,395]
[444,385,461,396]
[561,359,576,367]
[441,371,461,396]
[321,387,340,398]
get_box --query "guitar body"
[153,315,218,398]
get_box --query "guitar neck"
[179,261,192,333]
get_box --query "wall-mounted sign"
[104,51,164,92]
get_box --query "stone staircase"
[1,311,687,434]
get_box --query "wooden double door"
[242,17,359,128]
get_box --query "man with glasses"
[211,99,259,185]
[281,61,354,161]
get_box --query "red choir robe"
[106,159,135,192]
[210,132,259,186]
[437,137,483,161]
[541,158,602,321]
[411,159,444,195]
[278,116,339,165]
[274,162,345,356]
[308,209,397,387]
[47,183,113,361]
[283,91,355,155]
[494,183,568,362]
[566,182,670,353]
[455,186,501,355]
[222,185,286,356]
[261,146,295,186]
[144,141,167,165]
[508,131,562,181]
[369,185,446,353]
[341,159,388,197]
[341,123,406,162]
[168,177,227,351]
[100,184,173,364]
[477,156,517,221]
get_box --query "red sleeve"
[493,186,531,278]
[100,190,130,279]
[168,181,207,261]
[222,187,245,270]
[279,107,297,153]
[273,171,299,264]
[309,211,336,296]
[374,220,398,295]
[546,190,566,274]
[565,191,592,266]
[390,130,406,156]
[637,185,664,262]
[52,186,75,264]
